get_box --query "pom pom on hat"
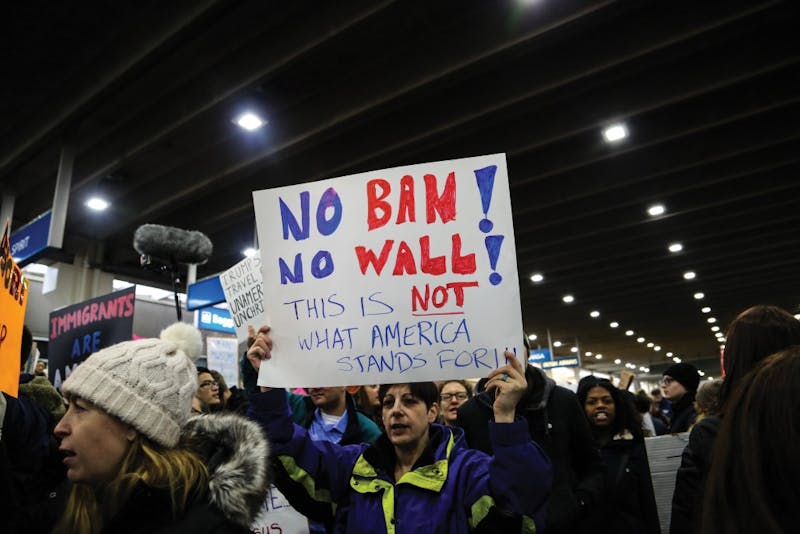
[62,322,202,448]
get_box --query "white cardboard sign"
[205,336,239,389]
[253,153,523,387]
[251,484,310,534]
[219,253,266,343]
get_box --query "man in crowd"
[661,362,700,433]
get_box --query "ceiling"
[3,0,799,379]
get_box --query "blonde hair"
[54,435,208,534]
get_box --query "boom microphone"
[133,224,213,265]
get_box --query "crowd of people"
[2,304,799,533]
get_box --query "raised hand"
[246,325,272,372]
[485,351,527,423]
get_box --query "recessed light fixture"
[683,271,696,280]
[86,197,110,211]
[794,313,800,320]
[673,357,682,363]
[528,334,538,341]
[530,273,544,283]
[614,358,622,364]
[234,112,265,131]
[698,370,705,377]
[625,330,634,336]
[595,354,603,359]
[694,292,705,300]
[666,352,673,357]
[647,204,666,217]
[637,337,645,343]
[585,351,593,357]
[570,347,578,353]
[609,321,619,328]
[243,248,257,258]
[707,317,717,323]
[654,345,661,351]
[590,310,600,318]
[553,341,562,347]
[668,242,683,253]
[639,366,647,372]
[562,294,574,303]
[647,342,654,348]
[602,123,628,143]
[711,326,720,332]
[701,307,711,313]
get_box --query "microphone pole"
[170,258,182,321]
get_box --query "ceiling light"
[570,347,578,353]
[666,352,673,357]
[644,367,650,373]
[647,204,666,217]
[243,248,257,258]
[234,112,265,131]
[673,357,682,363]
[668,243,683,253]
[528,334,538,341]
[698,370,705,377]
[794,313,800,320]
[585,351,593,357]
[654,345,661,351]
[707,317,717,323]
[589,310,600,318]
[683,271,696,280]
[86,197,110,211]
[694,292,705,300]
[614,359,622,364]
[595,354,603,359]
[530,273,544,283]
[701,307,711,313]
[718,337,726,343]
[647,342,654,348]
[553,341,562,347]
[602,123,628,143]
[711,326,720,332]
[639,366,647,372]
[609,321,619,328]
[625,330,634,336]
[637,337,645,343]
[562,294,574,303]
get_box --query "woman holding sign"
[247,325,551,533]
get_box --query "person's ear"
[126,427,138,443]
[427,402,439,423]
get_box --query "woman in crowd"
[702,346,800,534]
[692,378,722,426]
[576,376,659,534]
[355,384,382,428]
[53,323,270,533]
[247,325,551,533]
[439,379,472,426]
[671,305,800,533]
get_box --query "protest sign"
[0,221,30,397]
[48,286,136,389]
[253,153,523,387]
[251,485,310,534]
[219,253,266,343]
[206,336,239,388]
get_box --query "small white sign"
[219,253,267,343]
[205,336,239,388]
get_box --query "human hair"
[379,382,439,410]
[196,366,212,376]
[439,379,473,398]
[633,392,651,414]
[650,388,661,397]
[20,325,33,368]
[577,376,642,440]
[702,347,800,534]
[53,434,208,534]
[208,369,229,394]
[694,378,723,418]
[720,305,800,408]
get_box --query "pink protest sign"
[252,154,523,387]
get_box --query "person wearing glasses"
[659,363,700,434]
[439,380,472,426]
[196,367,222,413]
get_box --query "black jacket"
[667,393,697,434]
[457,365,606,533]
[670,415,720,534]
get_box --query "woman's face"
[583,386,616,428]
[439,381,469,424]
[364,384,380,408]
[382,385,438,450]
[54,396,135,486]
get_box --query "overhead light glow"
[668,243,683,253]
[553,341,562,347]
[625,330,634,336]
[86,197,110,211]
[609,321,619,328]
[673,357,682,363]
[707,317,717,324]
[530,273,544,283]
[637,337,645,343]
[595,354,603,359]
[794,313,800,320]
[683,271,696,280]
[614,359,622,364]
[585,352,593,357]
[234,112,265,131]
[654,345,661,351]
[647,204,666,217]
[602,123,628,143]
[647,342,654,348]
[666,352,673,357]
[711,326,720,332]
[701,307,711,313]
[243,248,257,258]
[698,370,705,377]
[694,292,705,300]
[570,347,578,353]
[590,310,600,318]
[528,334,538,341]
[562,294,574,304]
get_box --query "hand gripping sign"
[252,154,523,387]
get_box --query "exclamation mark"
[475,165,497,233]
[485,235,504,285]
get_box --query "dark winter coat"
[670,415,720,534]
[100,412,271,533]
[248,388,552,533]
[585,431,660,534]
[457,365,606,533]
[667,392,697,434]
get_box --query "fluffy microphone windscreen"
[133,224,213,265]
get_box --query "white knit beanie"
[61,322,203,448]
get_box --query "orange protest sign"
[0,220,30,398]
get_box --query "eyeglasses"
[199,380,218,388]
[441,392,468,402]
[660,377,674,386]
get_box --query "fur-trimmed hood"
[181,412,271,528]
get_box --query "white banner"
[220,253,266,343]
[253,153,523,387]
[205,336,239,388]
[251,484,309,534]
